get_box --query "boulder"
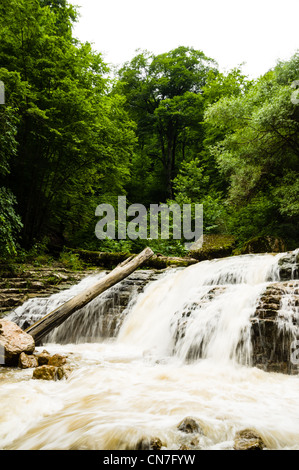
[277,251,299,280]
[0,319,35,366]
[32,365,58,381]
[149,437,164,451]
[37,349,51,365]
[179,444,191,450]
[32,363,72,381]
[18,352,39,369]
[240,236,286,255]
[48,353,67,367]
[135,436,164,450]
[233,429,265,450]
[177,416,203,434]
[56,365,72,380]
[189,235,236,261]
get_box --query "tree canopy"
[0,0,136,252]
[0,0,298,258]
[116,47,217,203]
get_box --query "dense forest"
[0,0,298,263]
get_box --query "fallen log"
[25,247,154,344]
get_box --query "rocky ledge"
[0,265,97,318]
[251,280,299,374]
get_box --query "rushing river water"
[1,251,299,450]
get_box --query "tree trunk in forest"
[24,247,154,344]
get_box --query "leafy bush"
[225,194,279,244]
[58,250,84,270]
[0,187,22,257]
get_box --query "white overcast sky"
[72,0,298,78]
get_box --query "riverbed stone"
[56,364,72,380]
[149,437,164,450]
[233,429,265,450]
[36,349,51,365]
[135,436,165,450]
[18,352,39,369]
[32,365,58,380]
[0,319,35,366]
[177,416,203,434]
[48,353,67,367]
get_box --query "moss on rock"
[239,236,286,255]
[189,234,236,261]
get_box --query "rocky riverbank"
[0,264,99,319]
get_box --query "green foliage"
[274,171,299,217]
[205,68,299,204]
[59,249,84,270]
[0,0,297,259]
[203,52,299,247]
[0,0,136,250]
[116,46,217,201]
[171,159,227,234]
[172,158,210,202]
[0,187,23,256]
[225,194,279,242]
[73,236,187,258]
[202,67,254,105]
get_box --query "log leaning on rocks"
[25,247,154,344]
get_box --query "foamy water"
[1,251,299,450]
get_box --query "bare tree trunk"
[25,247,154,344]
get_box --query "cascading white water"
[0,251,299,450]
[118,253,283,365]
[277,282,299,336]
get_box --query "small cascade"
[170,283,265,365]
[278,282,299,336]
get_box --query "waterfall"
[6,250,299,370]
[1,250,299,451]
[117,252,288,366]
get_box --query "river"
[1,251,299,450]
